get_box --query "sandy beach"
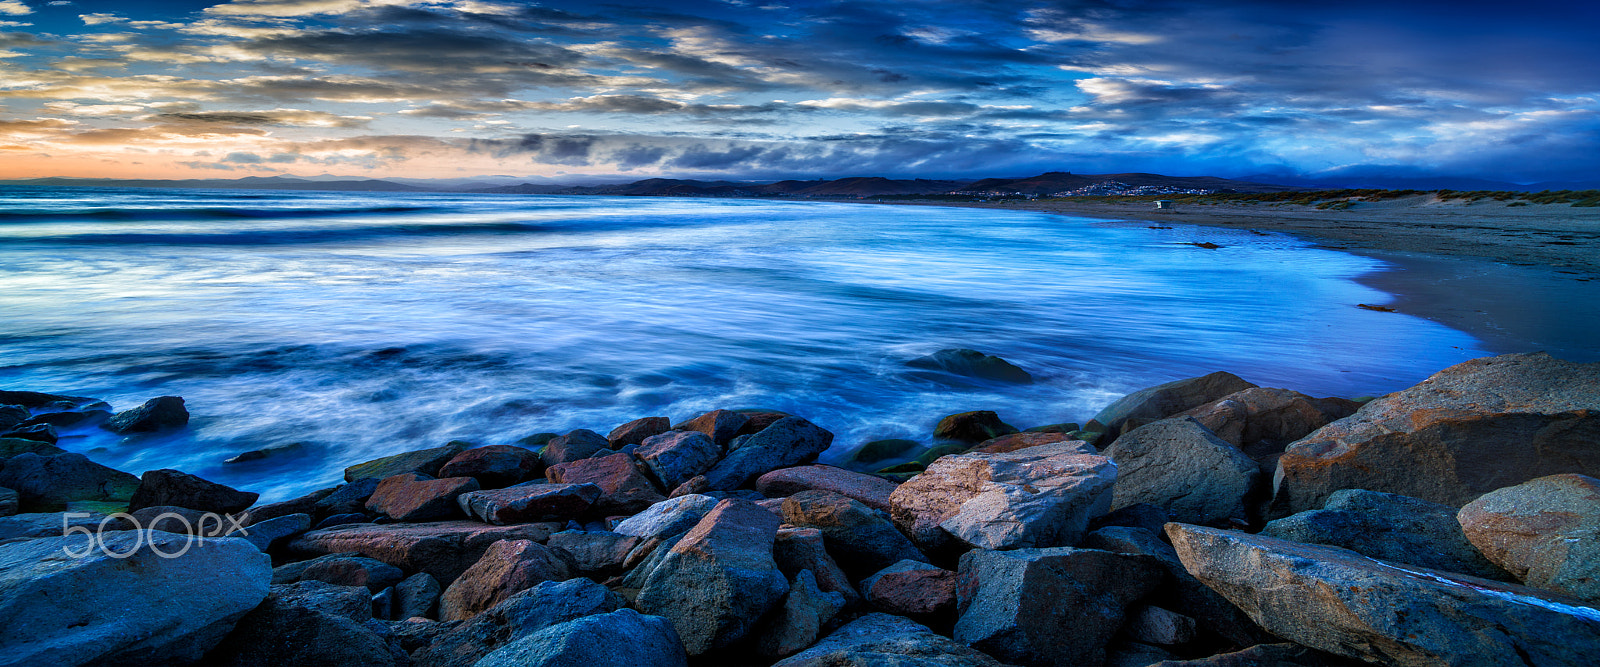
[867,195,1600,361]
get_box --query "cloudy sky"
[1,0,1596,182]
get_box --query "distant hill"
[757,177,967,197]
[2,176,423,192]
[962,171,1300,195]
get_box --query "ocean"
[0,186,1484,500]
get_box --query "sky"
[0,0,1597,183]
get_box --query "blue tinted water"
[0,187,1485,500]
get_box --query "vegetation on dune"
[1032,188,1600,208]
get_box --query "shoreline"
[847,197,1600,362]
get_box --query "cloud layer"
[1,0,1596,181]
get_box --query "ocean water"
[0,186,1485,501]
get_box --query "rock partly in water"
[1166,522,1600,667]
[772,612,1006,667]
[0,422,57,444]
[636,499,789,655]
[1458,473,1600,604]
[954,547,1165,667]
[314,478,381,517]
[546,452,666,515]
[437,445,541,488]
[1104,417,1261,527]
[366,473,480,522]
[457,483,602,525]
[757,569,847,658]
[907,348,1034,384]
[1093,371,1259,441]
[473,608,687,667]
[700,416,834,492]
[0,436,67,460]
[1263,488,1511,581]
[782,489,926,578]
[289,520,561,585]
[222,442,309,465]
[1272,352,1600,515]
[0,531,271,666]
[673,409,751,450]
[888,440,1115,551]
[841,439,920,470]
[128,468,260,514]
[540,429,612,467]
[345,442,469,482]
[608,416,672,448]
[932,410,1019,444]
[103,395,190,434]
[415,578,625,667]
[0,452,141,512]
[439,538,572,621]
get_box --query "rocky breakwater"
[2,351,1599,666]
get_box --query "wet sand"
[856,195,1600,362]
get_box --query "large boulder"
[860,560,957,622]
[772,612,1006,667]
[345,442,469,482]
[1264,489,1510,580]
[757,569,847,658]
[888,440,1115,550]
[1272,353,1600,515]
[1458,473,1600,603]
[673,410,750,450]
[773,526,859,607]
[394,572,440,620]
[292,553,405,592]
[907,348,1034,384]
[0,436,66,460]
[636,430,721,491]
[103,396,189,434]
[473,608,687,667]
[539,429,610,467]
[210,580,408,666]
[1082,526,1268,651]
[608,416,672,448]
[289,520,560,585]
[129,468,260,515]
[612,494,719,540]
[932,410,1018,444]
[0,405,28,431]
[1148,643,1363,666]
[313,478,380,517]
[439,538,572,621]
[971,431,1072,454]
[0,511,131,541]
[365,473,479,522]
[415,578,625,667]
[242,486,336,526]
[1166,522,1600,666]
[0,452,140,512]
[546,530,640,577]
[437,445,541,488]
[1093,371,1258,440]
[954,547,1165,667]
[700,417,834,491]
[458,483,601,525]
[636,499,789,655]
[755,465,900,513]
[546,452,665,514]
[781,490,926,578]
[1104,417,1262,526]
[1177,387,1360,465]
[0,531,271,665]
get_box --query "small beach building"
[1154,200,1174,210]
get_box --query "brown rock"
[538,429,609,467]
[438,539,572,621]
[288,520,561,585]
[1458,473,1600,603]
[128,468,259,515]
[755,465,900,513]
[735,410,790,437]
[366,473,480,522]
[1091,371,1258,440]
[672,409,750,449]
[344,442,468,482]
[608,416,672,448]
[1273,352,1600,516]
[862,560,956,620]
[1177,387,1359,466]
[932,410,1018,444]
[972,431,1071,454]
[437,445,540,488]
[545,452,665,514]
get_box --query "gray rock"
[636,499,789,655]
[546,530,639,576]
[314,478,381,516]
[673,409,751,450]
[296,553,406,592]
[955,547,1166,667]
[888,440,1115,550]
[539,429,610,467]
[1167,522,1600,667]
[755,465,900,513]
[772,612,1006,667]
[1104,417,1262,526]
[608,416,672,449]
[1092,371,1258,440]
[0,487,15,517]
[1082,526,1269,650]
[612,494,719,540]
[1123,605,1197,646]
[103,395,189,434]
[1,422,56,444]
[223,442,310,465]
[211,580,408,666]
[0,452,140,512]
[474,608,687,667]
[344,442,469,482]
[129,468,260,514]
[1459,473,1600,603]
[289,520,561,586]
[1105,640,1178,667]
[782,489,926,578]
[0,405,27,431]
[0,530,270,665]
[700,416,834,491]
[773,526,860,607]
[1273,352,1600,515]
[0,510,131,541]
[242,512,312,551]
[637,430,721,490]
[1263,488,1511,580]
[0,436,66,460]
[907,348,1033,384]
[394,572,441,620]
[439,538,572,621]
[758,569,847,658]
[315,513,368,529]
[414,578,626,667]
[1148,643,1363,666]
[0,390,103,410]
[458,483,601,525]
[241,486,336,526]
